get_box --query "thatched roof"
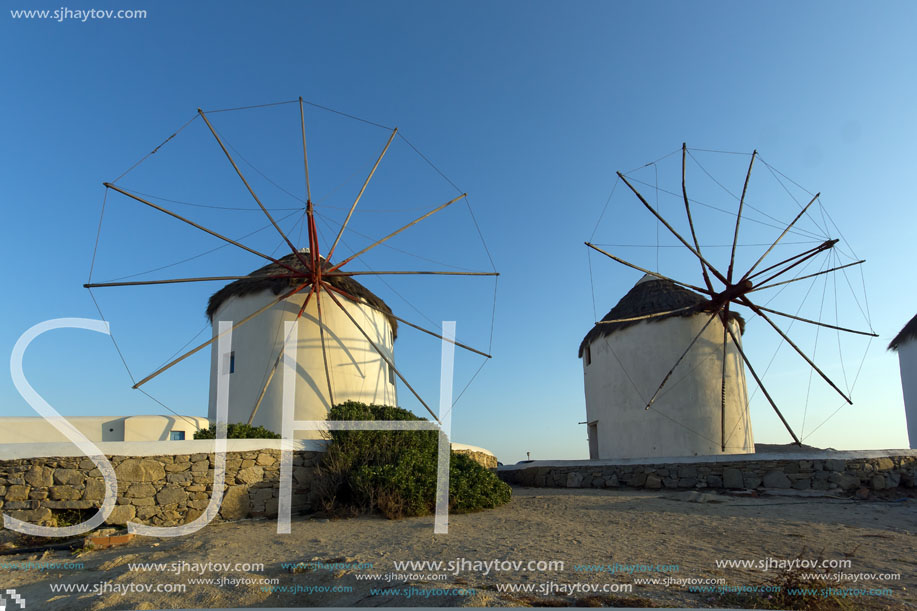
[207,250,397,339]
[578,275,745,357]
[889,313,917,351]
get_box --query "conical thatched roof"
[889,313,917,351]
[207,251,397,339]
[578,275,744,357]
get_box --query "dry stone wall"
[498,454,917,492]
[0,449,321,528]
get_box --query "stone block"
[54,468,85,486]
[83,478,108,501]
[156,485,189,506]
[126,483,157,498]
[723,468,744,489]
[220,486,250,520]
[762,471,791,489]
[24,466,53,488]
[6,484,30,501]
[566,472,583,488]
[236,466,264,485]
[115,459,165,482]
[105,504,136,525]
[49,486,82,500]
[644,474,662,489]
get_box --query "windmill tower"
[206,250,399,438]
[580,274,753,459]
[889,313,917,449]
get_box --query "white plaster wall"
[0,416,209,444]
[208,289,397,439]
[583,314,753,459]
[898,340,917,449]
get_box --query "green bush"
[317,401,511,518]
[193,423,281,439]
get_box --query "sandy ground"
[1,487,915,610]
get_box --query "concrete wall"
[209,290,397,439]
[498,450,917,492]
[898,340,917,449]
[0,416,210,444]
[583,314,753,460]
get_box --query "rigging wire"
[110,114,199,185]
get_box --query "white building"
[207,251,398,438]
[890,313,917,449]
[579,274,754,459]
[0,415,209,444]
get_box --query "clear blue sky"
[2,1,915,462]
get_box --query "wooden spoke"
[739,296,852,404]
[198,109,312,270]
[681,143,714,293]
[596,306,697,326]
[345,296,492,358]
[585,242,715,296]
[327,193,468,274]
[742,192,820,280]
[103,183,301,274]
[618,171,729,286]
[299,97,312,203]
[751,242,836,288]
[750,260,864,293]
[84,274,300,289]
[322,282,439,422]
[723,321,801,445]
[645,307,723,410]
[326,127,398,262]
[132,282,310,389]
[750,304,877,337]
[746,240,836,282]
[316,292,335,408]
[728,150,757,282]
[326,270,499,277]
[720,306,729,451]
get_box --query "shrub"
[317,401,511,518]
[193,423,281,439]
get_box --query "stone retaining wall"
[498,453,917,492]
[0,449,321,528]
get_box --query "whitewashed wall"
[0,415,209,444]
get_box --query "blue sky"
[2,1,915,462]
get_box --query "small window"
[388,361,395,385]
[229,351,235,374]
[170,431,185,441]
[584,344,591,366]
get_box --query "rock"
[49,486,82,500]
[855,487,870,500]
[53,468,85,486]
[24,466,53,488]
[825,459,846,472]
[706,475,723,488]
[8,507,53,525]
[743,474,762,489]
[236,466,264,485]
[126,483,157,498]
[723,468,744,489]
[644,474,662,489]
[830,473,861,490]
[83,478,109,501]
[167,471,193,485]
[256,453,276,466]
[762,471,791,489]
[566,472,583,488]
[156,486,189,506]
[5,485,30,501]
[870,475,886,490]
[115,459,165,482]
[792,478,812,490]
[191,459,210,473]
[604,474,619,488]
[677,465,697,479]
[876,457,894,471]
[105,504,137,525]
[220,486,251,520]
